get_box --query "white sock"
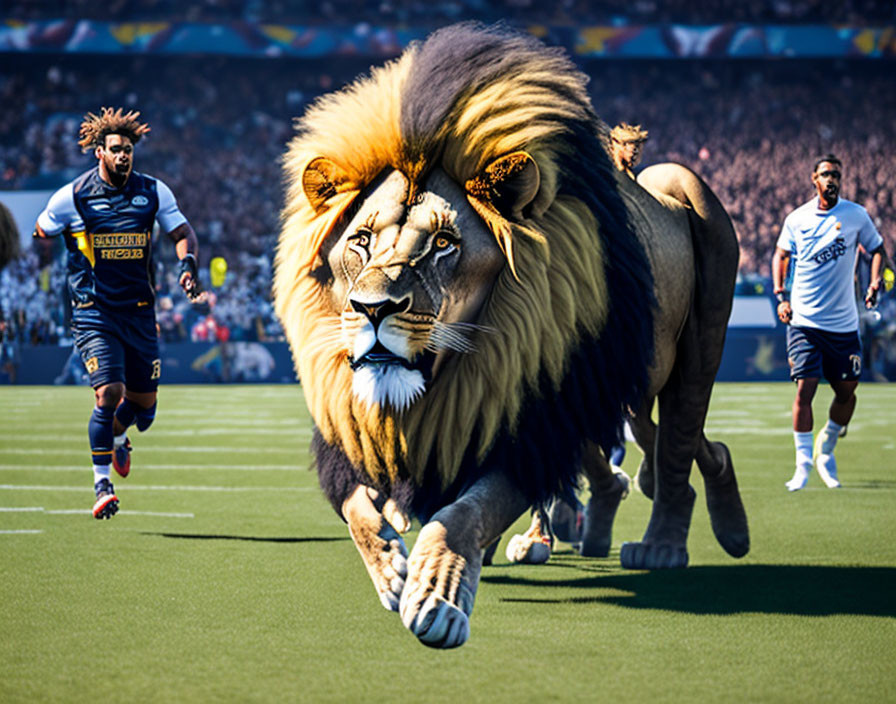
[819,419,843,454]
[93,465,111,485]
[113,433,127,448]
[794,431,813,470]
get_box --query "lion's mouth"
[349,342,434,379]
[350,341,413,369]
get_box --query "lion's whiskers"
[427,321,493,354]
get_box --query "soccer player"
[772,154,885,491]
[33,107,206,518]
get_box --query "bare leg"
[793,378,818,432]
[342,485,411,612]
[828,379,858,426]
[399,471,528,648]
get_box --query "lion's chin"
[352,364,426,411]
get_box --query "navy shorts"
[786,325,862,382]
[71,307,160,391]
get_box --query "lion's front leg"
[399,471,528,648]
[343,485,411,612]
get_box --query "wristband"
[179,254,198,279]
[775,291,789,304]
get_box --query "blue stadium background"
[2,1,895,384]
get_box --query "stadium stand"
[1,23,894,376]
[7,0,896,24]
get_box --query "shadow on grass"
[140,532,350,544]
[484,564,896,617]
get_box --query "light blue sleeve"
[155,178,189,234]
[36,183,81,236]
[775,214,795,252]
[857,208,883,252]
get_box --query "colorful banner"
[0,20,893,59]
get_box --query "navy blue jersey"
[36,166,187,313]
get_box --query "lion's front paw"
[399,522,478,648]
[344,487,410,612]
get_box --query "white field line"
[0,506,45,511]
[0,464,304,471]
[0,428,313,441]
[0,484,313,492]
[0,529,43,534]
[46,509,194,518]
[0,447,300,455]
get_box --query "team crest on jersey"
[85,356,99,374]
[131,195,149,207]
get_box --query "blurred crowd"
[8,0,896,24]
[1,52,894,357]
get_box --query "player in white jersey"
[772,154,886,491]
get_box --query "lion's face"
[327,168,505,410]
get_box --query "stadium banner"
[0,20,894,59]
[1,341,299,385]
[2,332,893,384]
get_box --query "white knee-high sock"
[818,419,843,454]
[794,431,813,470]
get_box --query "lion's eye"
[433,231,459,250]
[350,229,372,248]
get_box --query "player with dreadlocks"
[33,107,206,519]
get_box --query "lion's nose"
[349,296,411,328]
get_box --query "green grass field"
[1,383,894,703]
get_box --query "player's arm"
[167,221,206,303]
[156,179,206,303]
[772,246,792,324]
[33,183,77,267]
[864,244,886,308]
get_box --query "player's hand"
[178,254,208,304]
[179,272,208,304]
[776,301,792,324]
[864,280,880,309]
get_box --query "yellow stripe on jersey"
[73,231,95,268]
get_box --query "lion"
[273,23,749,649]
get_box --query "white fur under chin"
[352,365,426,411]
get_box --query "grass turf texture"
[1,382,894,703]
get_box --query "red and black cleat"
[112,437,132,478]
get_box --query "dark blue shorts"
[71,307,160,391]
[786,325,862,382]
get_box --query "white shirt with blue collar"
[776,196,883,333]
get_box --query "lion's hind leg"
[400,471,528,648]
[579,440,630,557]
[343,485,411,612]
[620,317,707,570]
[697,436,749,558]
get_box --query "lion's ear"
[465,152,540,280]
[302,157,352,213]
[467,151,540,220]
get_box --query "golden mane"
[274,26,614,488]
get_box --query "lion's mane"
[274,23,655,520]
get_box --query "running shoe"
[112,437,131,478]
[93,478,119,519]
